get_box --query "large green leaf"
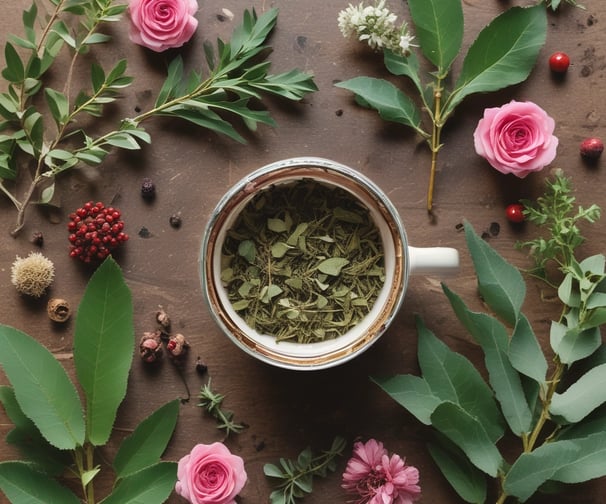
[446,6,546,116]
[113,399,180,479]
[0,461,81,504]
[430,402,503,477]
[0,326,85,450]
[407,0,463,74]
[334,77,423,133]
[550,363,606,423]
[74,257,134,446]
[509,314,547,385]
[416,316,505,442]
[372,374,442,425]
[503,440,579,502]
[464,221,525,326]
[0,386,70,475]
[100,462,178,504]
[551,432,606,484]
[443,285,532,436]
[428,434,487,504]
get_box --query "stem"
[10,161,44,237]
[427,80,444,212]
[85,444,95,504]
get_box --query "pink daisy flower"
[342,439,421,504]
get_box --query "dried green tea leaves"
[221,180,385,343]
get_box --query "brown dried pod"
[167,333,189,359]
[156,305,171,331]
[47,298,71,323]
[140,330,163,363]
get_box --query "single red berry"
[505,203,525,223]
[549,52,570,73]
[580,137,604,160]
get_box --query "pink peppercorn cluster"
[68,201,129,263]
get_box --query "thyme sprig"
[0,2,317,235]
[263,436,347,504]
[197,380,245,438]
[518,171,600,279]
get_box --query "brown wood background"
[1,0,605,502]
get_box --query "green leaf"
[0,326,85,449]
[251,68,318,100]
[0,461,81,504]
[509,314,548,384]
[0,386,71,475]
[550,363,606,423]
[430,402,503,477]
[316,257,349,276]
[74,257,134,446]
[99,462,177,504]
[464,221,525,326]
[407,0,463,74]
[447,6,546,116]
[372,374,442,425]
[428,434,487,504]
[443,285,532,436]
[113,400,180,479]
[503,440,579,502]
[44,88,69,127]
[384,50,423,95]
[551,432,606,484]
[416,316,505,442]
[334,77,423,133]
[2,43,25,83]
[550,321,601,365]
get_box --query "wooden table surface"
[1,1,605,503]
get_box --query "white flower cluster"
[338,0,415,56]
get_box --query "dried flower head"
[342,439,421,504]
[11,252,55,297]
[338,0,415,56]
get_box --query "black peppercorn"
[141,177,156,200]
[169,213,182,228]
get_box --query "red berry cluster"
[68,201,129,263]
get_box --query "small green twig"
[198,379,245,437]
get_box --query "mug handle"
[408,246,459,277]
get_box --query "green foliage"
[0,2,317,236]
[264,436,347,504]
[374,179,606,503]
[197,380,246,437]
[336,2,546,211]
[0,258,179,504]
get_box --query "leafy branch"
[0,258,181,503]
[0,2,317,236]
[198,380,246,438]
[374,174,606,503]
[336,1,546,212]
[263,436,347,504]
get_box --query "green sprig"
[0,2,317,236]
[518,171,600,279]
[197,380,245,437]
[263,436,347,504]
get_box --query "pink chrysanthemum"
[342,439,421,504]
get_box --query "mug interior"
[202,159,407,369]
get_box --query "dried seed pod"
[11,252,55,297]
[140,330,163,363]
[47,298,71,323]
[167,333,189,359]
[156,305,171,331]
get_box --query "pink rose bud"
[175,442,247,504]
[473,100,558,178]
[128,0,199,52]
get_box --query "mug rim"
[200,157,409,370]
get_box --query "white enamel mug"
[200,157,459,370]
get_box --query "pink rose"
[473,100,558,178]
[175,442,247,504]
[128,0,198,52]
